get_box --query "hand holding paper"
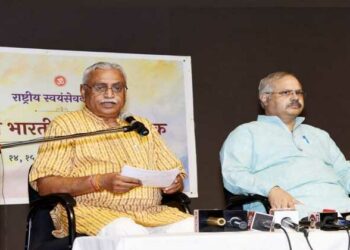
[162,174,184,194]
[121,165,180,188]
[100,172,142,194]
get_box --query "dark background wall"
[1,1,350,249]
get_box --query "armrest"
[30,193,76,209]
[26,193,76,250]
[227,194,270,212]
[161,192,192,214]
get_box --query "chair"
[162,192,192,214]
[224,187,271,212]
[25,176,192,250]
[24,175,78,250]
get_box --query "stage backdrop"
[0,46,197,204]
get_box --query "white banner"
[0,47,197,204]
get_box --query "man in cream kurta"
[30,62,192,237]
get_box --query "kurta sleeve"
[29,119,75,190]
[220,125,276,196]
[327,135,350,192]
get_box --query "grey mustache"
[287,101,302,108]
[100,100,119,104]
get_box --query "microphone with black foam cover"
[122,113,149,136]
[320,215,350,230]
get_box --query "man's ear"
[259,93,269,108]
[80,84,86,101]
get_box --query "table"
[72,230,349,250]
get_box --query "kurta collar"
[257,115,305,131]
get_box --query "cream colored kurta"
[30,107,190,237]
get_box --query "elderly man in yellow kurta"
[29,62,193,238]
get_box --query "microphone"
[281,217,302,232]
[257,219,283,231]
[228,217,248,230]
[206,217,226,227]
[121,113,149,136]
[320,216,350,230]
[259,219,274,230]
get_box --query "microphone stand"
[0,125,133,151]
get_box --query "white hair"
[82,62,127,85]
[258,71,296,95]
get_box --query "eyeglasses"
[266,90,306,97]
[84,83,128,94]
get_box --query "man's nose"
[104,87,115,97]
[290,91,299,99]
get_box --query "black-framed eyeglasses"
[84,83,128,94]
[266,89,306,97]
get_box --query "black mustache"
[287,100,302,108]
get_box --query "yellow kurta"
[29,107,190,237]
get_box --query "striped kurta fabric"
[29,107,190,237]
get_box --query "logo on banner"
[54,75,67,87]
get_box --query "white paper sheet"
[120,165,180,187]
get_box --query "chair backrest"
[25,166,76,250]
